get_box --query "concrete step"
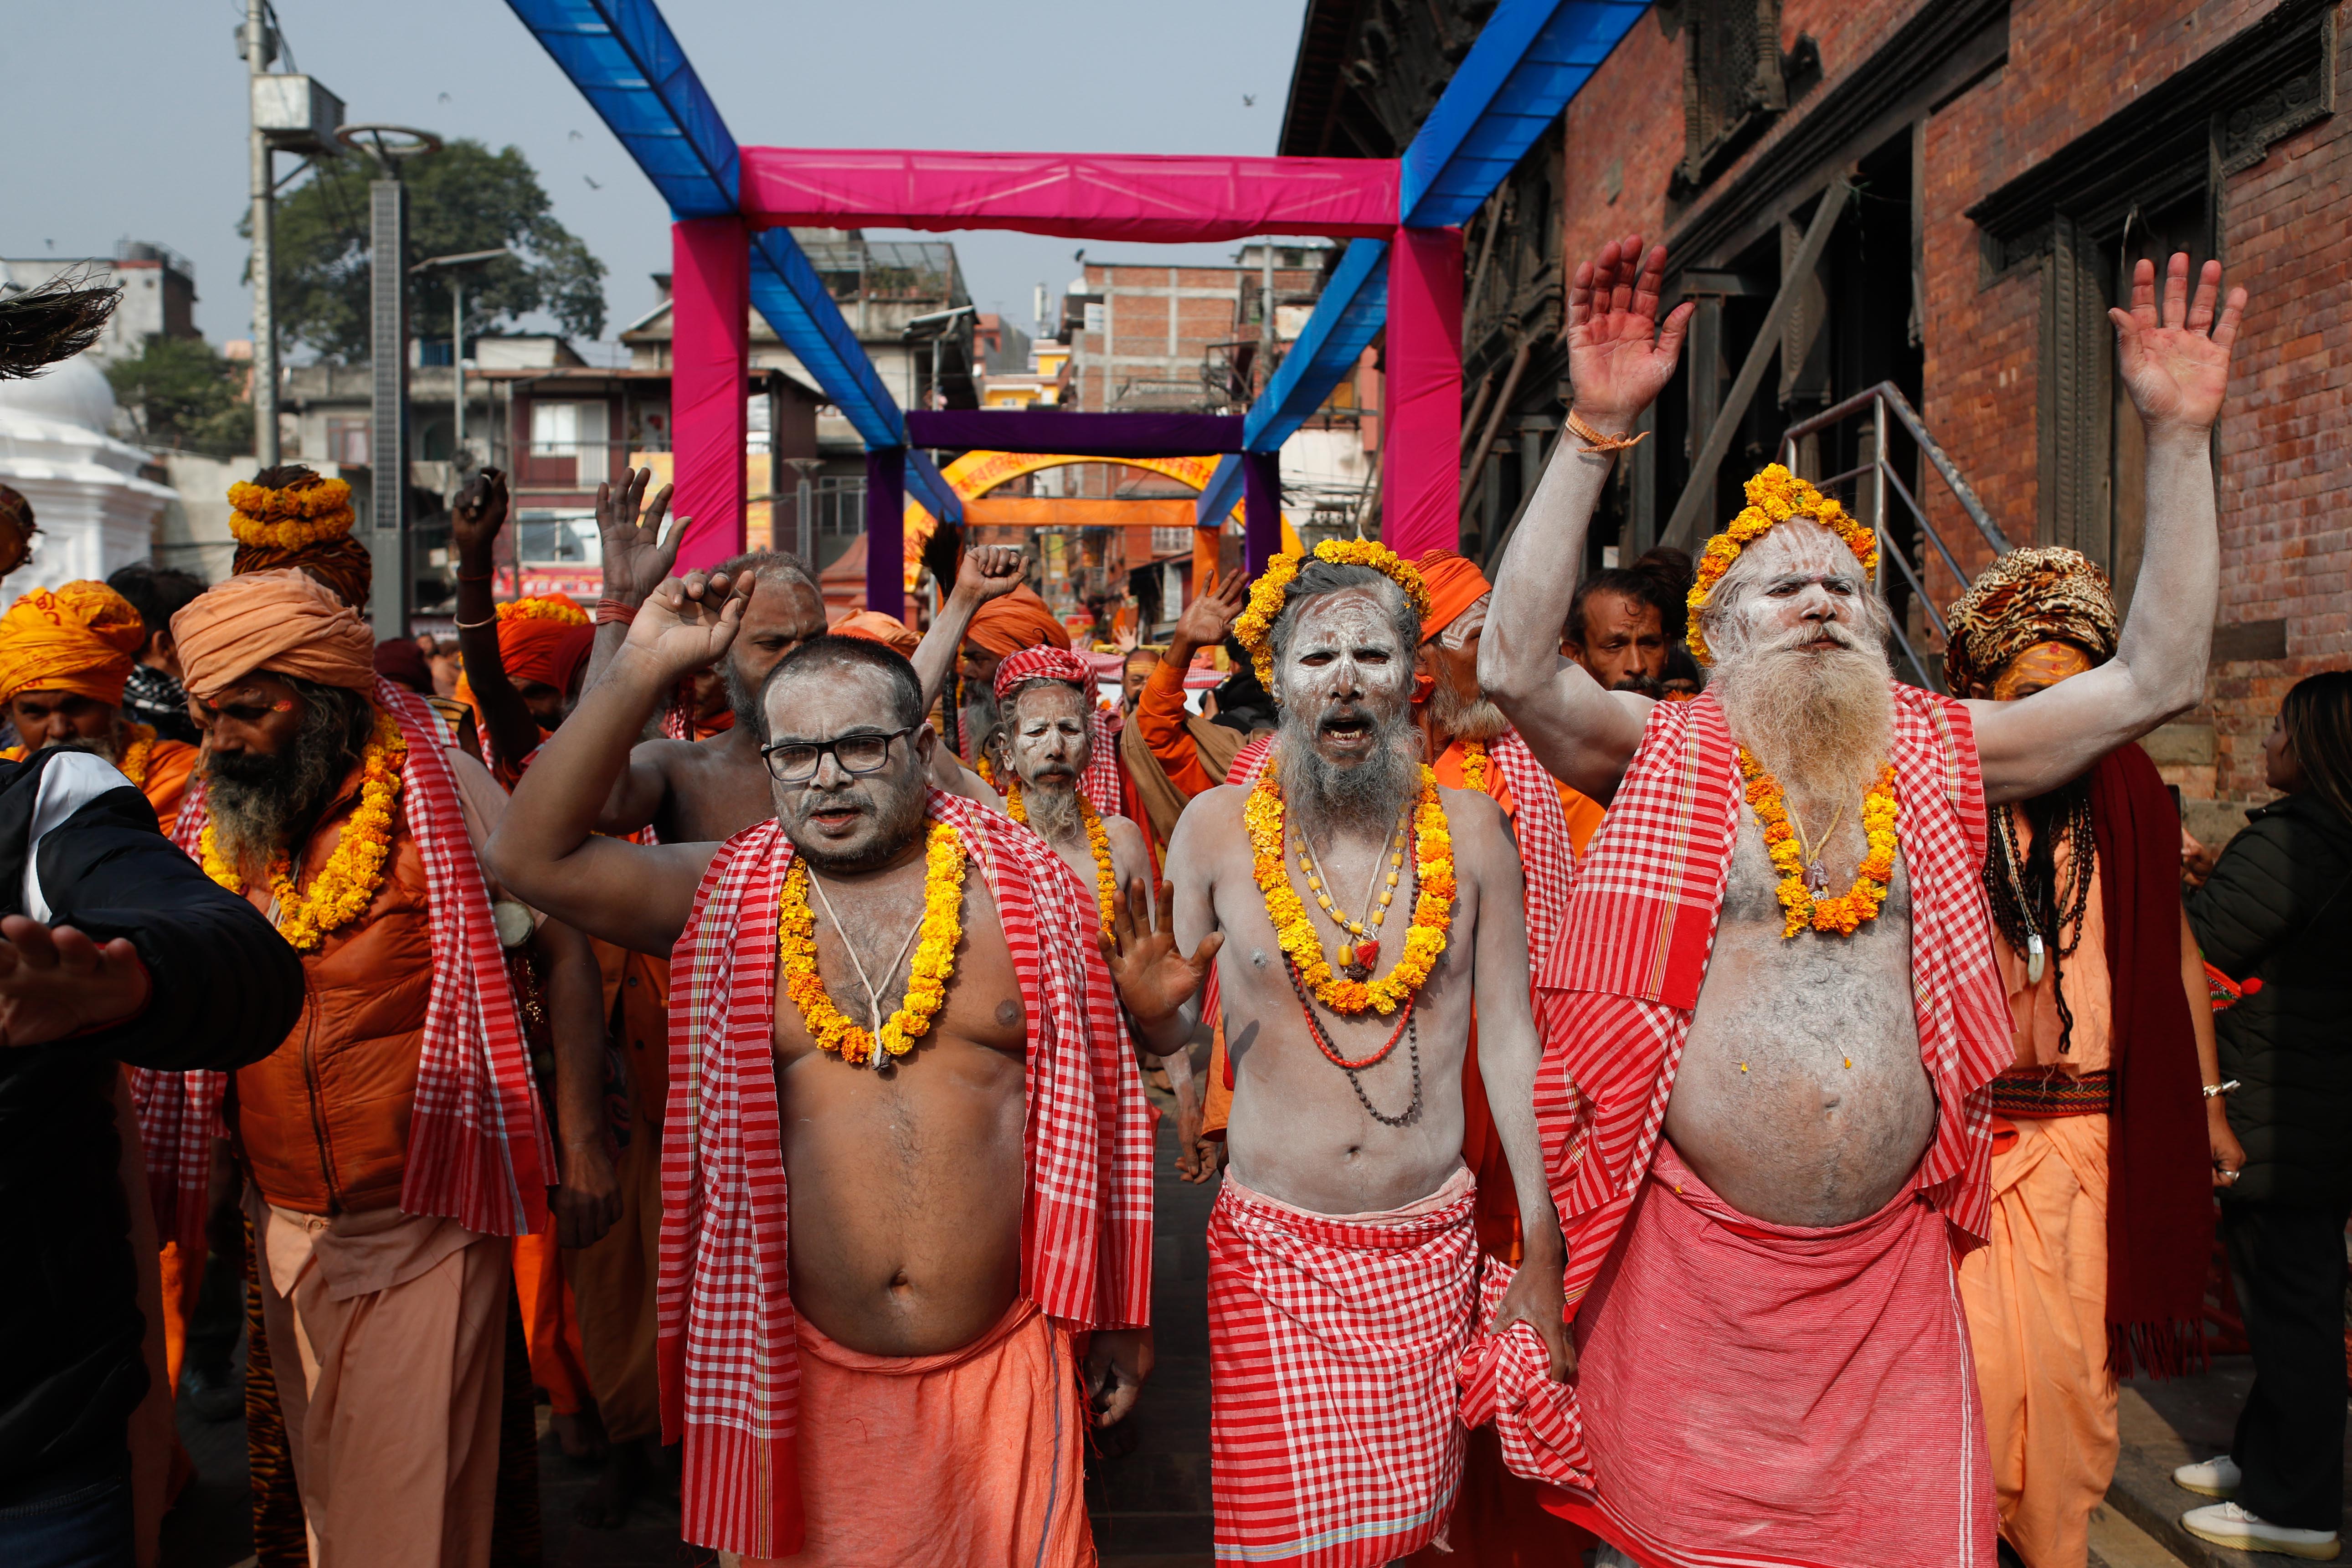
[2090,1498,2199,1568]
[2106,1368,2347,1568]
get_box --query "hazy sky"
[4,0,1310,357]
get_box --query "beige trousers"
[250,1192,509,1568]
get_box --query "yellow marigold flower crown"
[1685,463,1879,666]
[496,594,591,626]
[1231,538,1435,696]
[226,476,357,551]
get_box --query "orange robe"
[1957,826,2120,1568]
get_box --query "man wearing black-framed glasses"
[490,571,1194,1563]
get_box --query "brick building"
[1310,0,2337,838]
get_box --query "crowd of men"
[0,233,2334,1568]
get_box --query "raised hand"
[597,467,684,604]
[953,544,1027,604]
[1171,569,1250,659]
[0,915,152,1048]
[449,468,510,566]
[623,568,751,681]
[2112,253,2245,435]
[1566,235,1694,432]
[1100,876,1219,1029]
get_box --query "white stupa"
[0,351,176,595]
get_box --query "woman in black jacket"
[2178,670,2352,1558]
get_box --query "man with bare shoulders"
[1117,545,1568,1567]
[993,646,1155,924]
[1477,236,2245,1567]
[489,575,1153,1565]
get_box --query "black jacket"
[2185,790,2352,1205]
[0,749,303,1486]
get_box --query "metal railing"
[1779,380,2012,690]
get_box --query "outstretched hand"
[1566,235,1693,433]
[1172,569,1250,657]
[2112,253,2245,435]
[449,468,510,565]
[1100,876,1220,1028]
[953,544,1028,604]
[0,915,152,1048]
[1084,1327,1152,1428]
[596,467,685,603]
[623,568,751,682]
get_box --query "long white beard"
[1020,776,1083,843]
[1279,702,1420,841]
[1710,626,1894,805]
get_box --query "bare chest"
[771,869,1026,1069]
[659,744,776,844]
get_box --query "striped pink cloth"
[1488,727,1574,952]
[1207,1169,1482,1567]
[130,678,551,1255]
[655,788,1153,1558]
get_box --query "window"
[326,417,369,468]
[1678,0,1786,190]
[514,509,601,566]
[529,400,610,484]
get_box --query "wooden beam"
[1661,177,1853,551]
[961,495,1203,529]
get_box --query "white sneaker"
[2173,1453,2243,1497]
[2181,1500,2342,1560]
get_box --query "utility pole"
[1258,244,1276,397]
[412,248,510,486]
[338,125,443,637]
[244,0,278,466]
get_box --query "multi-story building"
[1287,0,2344,839]
[0,242,201,368]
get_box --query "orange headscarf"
[0,581,148,706]
[1415,548,1493,643]
[172,569,377,701]
[831,610,921,656]
[494,596,596,693]
[965,586,1070,657]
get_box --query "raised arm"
[910,545,1028,718]
[1459,797,1570,1376]
[489,570,750,954]
[579,466,684,696]
[1969,255,2245,804]
[1481,238,1688,800]
[448,469,545,772]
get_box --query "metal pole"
[1871,391,1889,592]
[245,0,278,467]
[368,176,410,637]
[452,278,464,470]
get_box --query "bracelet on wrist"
[2201,1079,2240,1100]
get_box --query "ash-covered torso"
[1663,802,1936,1227]
[769,858,1029,1357]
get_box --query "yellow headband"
[1685,464,1878,666]
[1231,538,1434,696]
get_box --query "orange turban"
[965,586,1070,658]
[1415,549,1493,642]
[0,581,148,706]
[832,610,921,656]
[228,466,373,609]
[172,569,377,701]
[495,597,595,694]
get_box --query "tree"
[105,337,252,457]
[262,139,607,362]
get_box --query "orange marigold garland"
[1738,746,1900,938]
[1245,754,1453,1015]
[226,476,357,552]
[202,709,407,952]
[1231,539,1436,695]
[1686,464,1880,666]
[496,594,591,627]
[1007,780,1118,931]
[1459,740,1489,795]
[1,723,158,785]
[777,818,966,1066]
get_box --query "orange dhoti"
[732,1300,1092,1568]
[251,1193,510,1568]
[1956,1116,2118,1568]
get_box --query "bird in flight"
[438,92,452,103]
[568,130,584,142]
[584,175,603,190]
[1242,93,1256,107]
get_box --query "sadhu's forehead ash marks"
[1276,589,1415,705]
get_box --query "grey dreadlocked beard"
[203,680,376,872]
[1428,678,1508,745]
[1019,776,1084,843]
[1279,699,1421,842]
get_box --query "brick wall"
[1550,0,2347,832]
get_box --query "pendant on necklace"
[1805,860,1830,895]
[2026,932,2046,985]
[1338,938,1379,979]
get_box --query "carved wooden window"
[1681,0,1786,189]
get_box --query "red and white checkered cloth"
[1207,1173,1482,1568]
[656,787,1153,1558]
[130,678,551,1255]
[1488,728,1574,954]
[1497,686,2012,1492]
